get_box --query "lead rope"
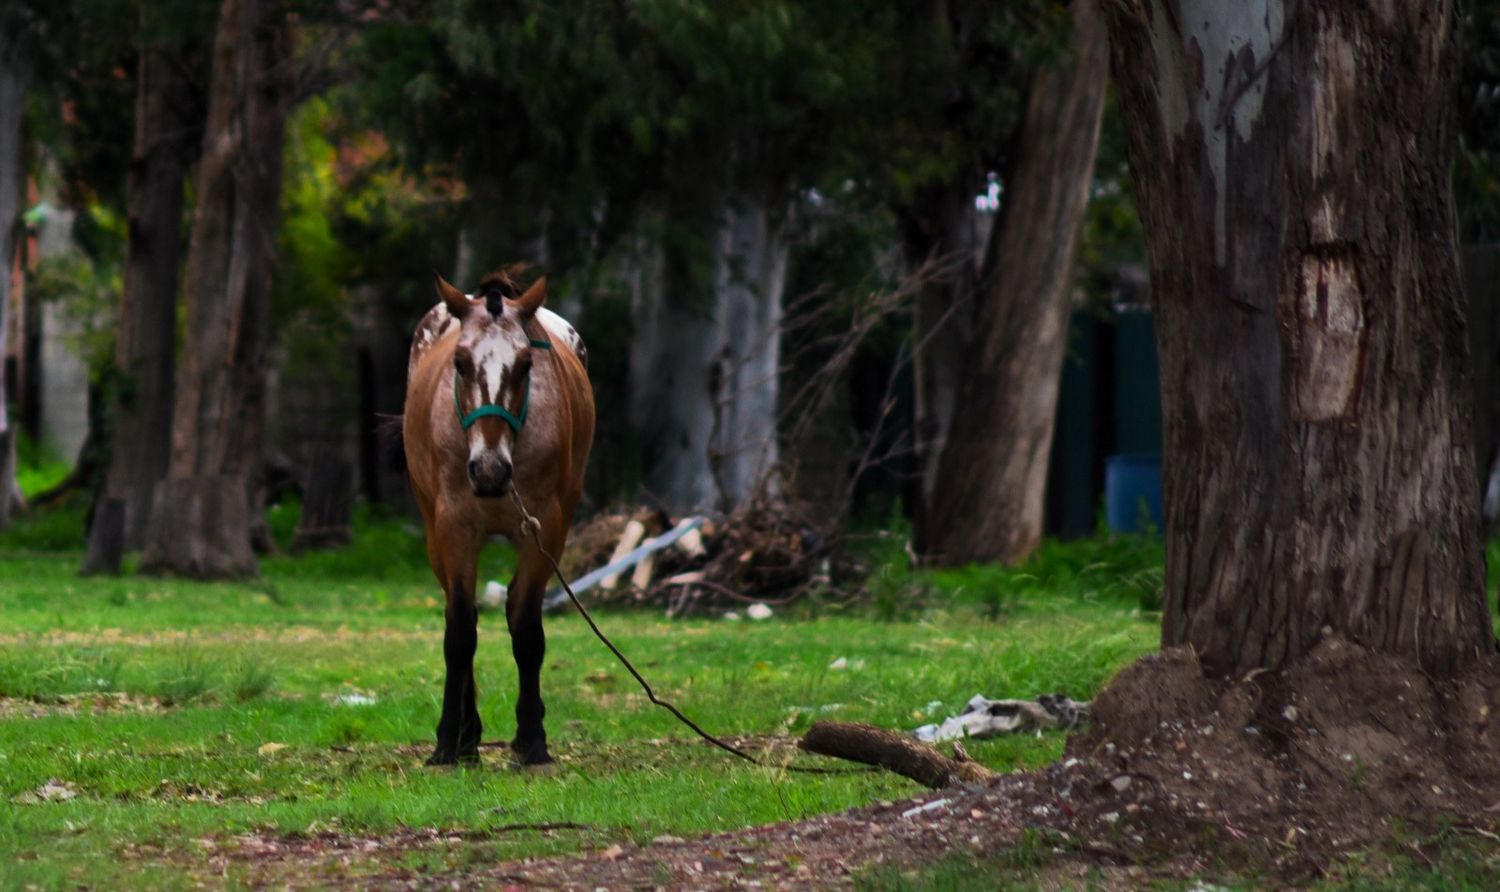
[508,486,863,775]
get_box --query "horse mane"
[476,263,532,317]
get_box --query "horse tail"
[376,413,406,473]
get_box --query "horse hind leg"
[506,516,564,765]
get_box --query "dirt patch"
[0,626,431,647]
[0,691,169,718]
[160,637,1500,888]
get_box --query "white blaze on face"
[457,306,527,466]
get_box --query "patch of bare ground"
[0,691,169,718]
[195,636,1500,889]
[0,626,432,647]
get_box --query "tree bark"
[290,447,353,552]
[798,721,995,789]
[923,0,1110,565]
[901,182,986,556]
[0,26,28,527]
[1102,0,1493,675]
[87,33,200,565]
[140,0,292,578]
[628,198,788,514]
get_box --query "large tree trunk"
[923,0,1110,565]
[85,36,200,570]
[140,0,291,578]
[0,27,26,527]
[1102,0,1493,675]
[629,198,788,514]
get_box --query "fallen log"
[797,720,995,789]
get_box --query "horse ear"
[511,276,546,319]
[433,272,471,319]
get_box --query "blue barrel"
[1105,453,1162,534]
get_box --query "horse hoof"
[426,748,481,767]
[510,739,552,766]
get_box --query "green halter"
[454,338,552,432]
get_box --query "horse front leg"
[428,523,483,766]
[507,515,564,765]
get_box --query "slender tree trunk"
[901,182,986,555]
[140,0,291,578]
[707,200,787,507]
[629,198,788,514]
[1102,0,1493,675]
[923,0,1110,565]
[0,28,26,527]
[85,37,200,569]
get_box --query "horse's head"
[434,269,548,498]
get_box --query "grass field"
[0,500,1162,888]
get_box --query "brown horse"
[402,268,594,765]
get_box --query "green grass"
[14,434,72,500]
[0,502,1161,888]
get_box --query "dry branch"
[798,720,995,789]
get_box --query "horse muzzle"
[467,456,513,497]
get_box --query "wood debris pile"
[562,496,848,615]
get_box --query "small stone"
[1110,775,1132,792]
[723,611,741,621]
[747,603,773,621]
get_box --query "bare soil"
[208,637,1500,888]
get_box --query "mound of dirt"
[1059,636,1500,878]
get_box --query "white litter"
[335,693,378,707]
[481,581,507,610]
[901,797,950,819]
[912,693,1090,742]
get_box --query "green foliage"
[1078,88,1147,290]
[14,434,71,500]
[275,98,350,335]
[3,438,83,550]
[26,239,123,384]
[854,528,1165,622]
[1461,0,1500,242]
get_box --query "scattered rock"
[13,780,79,804]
